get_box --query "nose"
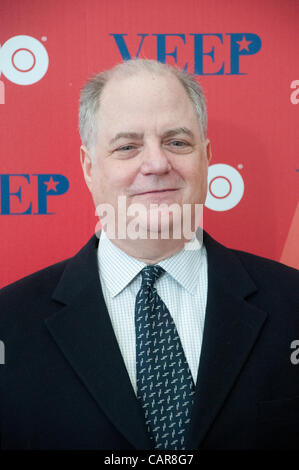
[139,142,171,175]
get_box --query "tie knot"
[140,265,165,289]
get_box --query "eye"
[169,140,187,147]
[164,140,192,154]
[117,145,135,151]
[113,144,140,159]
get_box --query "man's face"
[81,71,212,238]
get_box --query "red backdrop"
[0,0,298,288]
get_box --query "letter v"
[110,34,149,60]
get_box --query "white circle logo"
[0,35,49,85]
[205,163,244,211]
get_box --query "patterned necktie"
[135,265,195,450]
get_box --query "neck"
[105,234,193,265]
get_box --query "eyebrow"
[109,127,194,145]
[162,127,194,140]
[109,132,143,145]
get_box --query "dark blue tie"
[135,265,195,450]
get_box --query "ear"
[80,145,93,192]
[205,138,212,164]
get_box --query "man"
[0,59,298,450]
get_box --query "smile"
[134,189,179,196]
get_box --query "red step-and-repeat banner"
[0,0,298,288]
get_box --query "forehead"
[97,71,199,134]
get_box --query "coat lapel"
[44,234,153,450]
[186,231,268,449]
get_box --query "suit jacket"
[0,230,298,450]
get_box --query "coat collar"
[45,230,267,449]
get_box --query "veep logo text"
[0,174,69,215]
[111,33,262,75]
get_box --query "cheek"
[180,161,208,195]
[101,161,138,191]
[177,161,203,184]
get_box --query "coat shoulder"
[231,247,299,303]
[0,258,69,309]
[0,235,98,304]
[0,235,98,328]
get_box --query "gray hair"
[79,58,208,160]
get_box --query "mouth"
[134,189,179,196]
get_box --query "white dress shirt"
[97,229,208,395]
